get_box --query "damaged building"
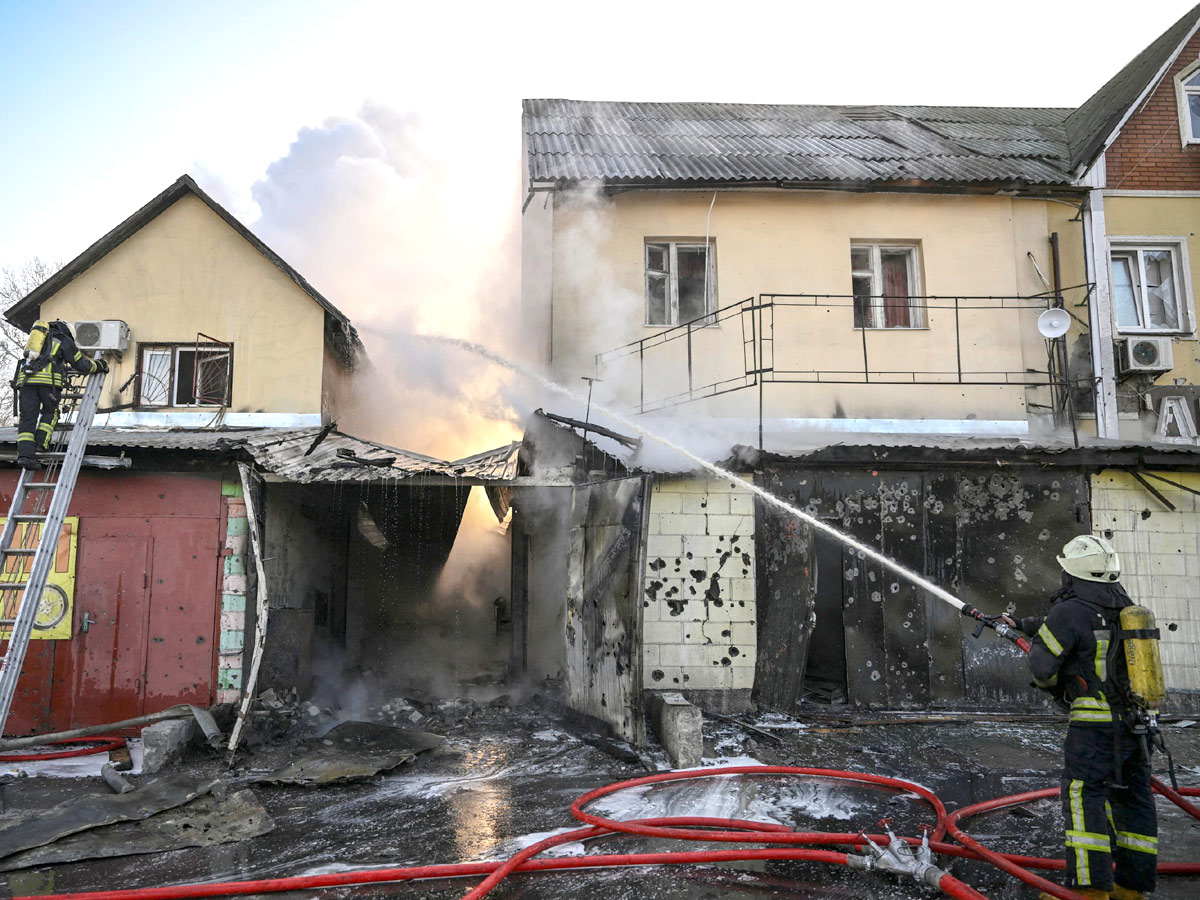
[0,176,518,735]
[517,5,1200,746]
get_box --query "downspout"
[1079,158,1119,439]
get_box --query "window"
[645,240,715,326]
[1175,62,1200,144]
[137,343,232,407]
[851,243,923,328]
[1110,242,1191,333]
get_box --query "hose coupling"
[852,824,947,890]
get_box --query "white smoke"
[245,102,536,461]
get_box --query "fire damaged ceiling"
[0,426,521,485]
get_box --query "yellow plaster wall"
[550,190,1060,423]
[1105,195,1200,389]
[36,194,326,415]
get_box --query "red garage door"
[1,470,223,736]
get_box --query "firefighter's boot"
[1111,886,1146,900]
[1038,890,1110,900]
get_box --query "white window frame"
[644,239,716,327]
[1107,236,1195,336]
[850,242,925,329]
[137,343,233,408]
[1174,57,1200,146]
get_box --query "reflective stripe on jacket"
[16,334,97,388]
[1024,594,1129,726]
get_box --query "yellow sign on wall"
[0,517,79,641]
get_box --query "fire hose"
[0,736,125,762]
[13,765,1200,900]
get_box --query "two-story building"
[516,8,1200,742]
[0,176,516,736]
[1049,3,1200,720]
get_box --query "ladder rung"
[25,482,57,489]
[11,515,46,522]
[3,548,37,556]
[0,583,28,590]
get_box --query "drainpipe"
[1081,185,1119,439]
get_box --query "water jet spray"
[420,334,1030,652]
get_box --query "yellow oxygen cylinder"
[23,321,49,362]
[1122,605,1167,710]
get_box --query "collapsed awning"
[0,426,522,486]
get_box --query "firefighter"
[15,320,107,469]
[1007,535,1157,900]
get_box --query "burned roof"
[449,442,522,481]
[524,99,1075,190]
[3,175,363,357]
[0,426,517,485]
[1064,3,1200,174]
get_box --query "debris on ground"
[1,700,1196,899]
[0,788,272,870]
[0,774,219,858]
[254,721,444,785]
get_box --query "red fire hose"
[0,737,125,762]
[13,765,1200,900]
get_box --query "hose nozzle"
[960,604,1032,653]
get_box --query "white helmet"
[1057,534,1120,583]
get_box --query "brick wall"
[1090,470,1200,692]
[1107,32,1200,190]
[642,476,757,693]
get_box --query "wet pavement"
[2,702,1199,900]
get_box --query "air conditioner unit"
[72,320,130,353]
[1117,336,1174,374]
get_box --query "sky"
[0,0,1197,460]
[1,0,1197,269]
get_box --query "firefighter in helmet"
[1006,535,1158,900]
[15,320,108,469]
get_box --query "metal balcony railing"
[594,285,1093,447]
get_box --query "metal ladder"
[0,365,106,735]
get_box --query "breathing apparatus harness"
[1106,600,1176,790]
[9,320,77,405]
[9,320,56,414]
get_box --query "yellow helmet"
[1057,534,1120,583]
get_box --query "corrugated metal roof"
[524,99,1075,188]
[0,427,517,484]
[449,442,522,481]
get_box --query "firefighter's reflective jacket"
[1018,576,1135,726]
[16,327,97,389]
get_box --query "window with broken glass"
[1110,245,1190,333]
[851,244,923,328]
[137,343,233,407]
[645,241,715,327]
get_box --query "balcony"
[593,287,1091,446]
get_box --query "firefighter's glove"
[94,358,109,374]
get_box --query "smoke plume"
[248,102,534,462]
